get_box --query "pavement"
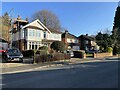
[1,56,119,74]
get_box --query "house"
[62,30,80,50]
[78,34,99,51]
[11,16,62,51]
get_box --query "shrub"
[73,50,85,58]
[35,50,49,55]
[36,46,49,55]
[106,47,113,53]
[50,41,65,52]
[38,46,48,51]
[34,53,70,63]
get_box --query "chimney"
[65,30,68,34]
[26,17,28,21]
[17,15,21,20]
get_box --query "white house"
[12,19,62,51]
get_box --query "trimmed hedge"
[34,53,70,63]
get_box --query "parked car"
[66,50,74,57]
[0,46,6,54]
[3,48,23,63]
[85,50,100,53]
[0,46,6,60]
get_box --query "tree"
[50,41,65,52]
[32,10,61,31]
[112,5,120,54]
[0,12,10,41]
[2,12,10,27]
[95,31,113,52]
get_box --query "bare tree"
[32,10,61,31]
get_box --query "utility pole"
[9,8,14,48]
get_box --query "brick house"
[78,34,99,51]
[62,30,80,50]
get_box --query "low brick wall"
[93,52,113,58]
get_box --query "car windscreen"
[7,49,21,56]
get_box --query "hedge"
[34,53,70,63]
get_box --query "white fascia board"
[36,19,51,33]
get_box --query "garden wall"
[93,52,113,58]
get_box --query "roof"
[78,35,95,41]
[22,19,51,33]
[62,32,78,39]
[49,29,62,34]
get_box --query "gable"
[22,19,51,33]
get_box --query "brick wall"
[93,52,113,58]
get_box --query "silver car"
[67,50,74,57]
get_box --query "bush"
[50,41,65,52]
[34,53,70,63]
[73,50,85,58]
[106,47,113,53]
[36,46,49,55]
[38,46,48,51]
[35,50,49,55]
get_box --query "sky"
[2,2,118,36]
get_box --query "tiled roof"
[48,28,62,34]
[62,32,77,39]
[78,35,95,41]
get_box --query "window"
[26,29,27,36]
[36,30,40,37]
[85,40,89,44]
[29,30,32,36]
[32,30,35,37]
[75,39,78,43]
[39,32,40,37]
[22,30,24,38]
[44,32,46,39]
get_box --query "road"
[2,58,119,88]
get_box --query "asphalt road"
[2,59,119,88]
